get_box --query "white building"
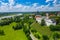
[35,15,42,24]
[45,19,56,26]
[35,14,56,26]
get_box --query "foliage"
[41,19,45,26]
[13,23,22,30]
[13,16,21,22]
[23,23,32,40]
[31,28,37,33]
[42,35,49,40]
[50,25,60,31]
[53,33,60,40]
[0,30,5,35]
[34,33,40,39]
[0,17,13,26]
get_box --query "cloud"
[46,0,53,2]
[32,3,38,7]
[9,0,14,5]
[8,0,14,9]
[0,0,60,12]
[53,0,57,4]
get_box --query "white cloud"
[9,0,14,5]
[0,1,9,12]
[53,0,57,3]
[32,3,38,7]
[0,0,60,12]
[8,0,14,9]
[46,0,53,2]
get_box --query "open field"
[0,13,60,40]
[31,22,52,37]
[31,21,60,40]
[0,22,28,40]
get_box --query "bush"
[23,27,30,35]
[41,19,45,26]
[53,33,60,39]
[0,30,5,35]
[27,35,32,40]
[34,33,40,39]
[13,24,22,30]
[42,35,49,40]
[31,29,37,33]
[50,25,60,31]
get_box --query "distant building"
[57,12,60,16]
[29,16,33,18]
[46,13,49,19]
[50,14,55,16]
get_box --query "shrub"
[0,30,5,35]
[34,33,40,39]
[53,33,60,39]
[41,19,45,26]
[13,24,22,30]
[31,29,37,33]
[27,35,32,40]
[42,35,49,40]
[50,25,60,31]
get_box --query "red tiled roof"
[35,15,41,18]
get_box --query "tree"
[31,28,37,33]
[0,30,5,35]
[49,25,55,31]
[55,16,60,24]
[13,23,22,30]
[50,25,60,31]
[42,35,49,40]
[13,16,21,22]
[41,19,45,26]
[23,25,30,35]
[53,33,60,40]
[23,24,31,40]
[34,33,40,39]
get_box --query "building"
[35,15,42,24]
[57,12,60,16]
[29,16,33,18]
[46,13,49,19]
[45,19,56,26]
[35,13,56,26]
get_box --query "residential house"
[45,19,56,26]
[35,13,56,26]
[35,15,42,24]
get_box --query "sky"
[0,0,60,12]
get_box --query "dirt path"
[30,33,38,40]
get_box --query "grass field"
[0,22,28,40]
[31,22,60,40]
[31,22,52,37]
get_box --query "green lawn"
[31,22,60,40]
[0,22,28,40]
[31,22,52,37]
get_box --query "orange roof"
[35,15,41,18]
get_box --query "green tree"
[41,19,45,26]
[50,25,60,31]
[34,33,40,39]
[42,35,49,40]
[53,33,60,40]
[0,30,5,35]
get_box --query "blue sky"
[0,0,60,12]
